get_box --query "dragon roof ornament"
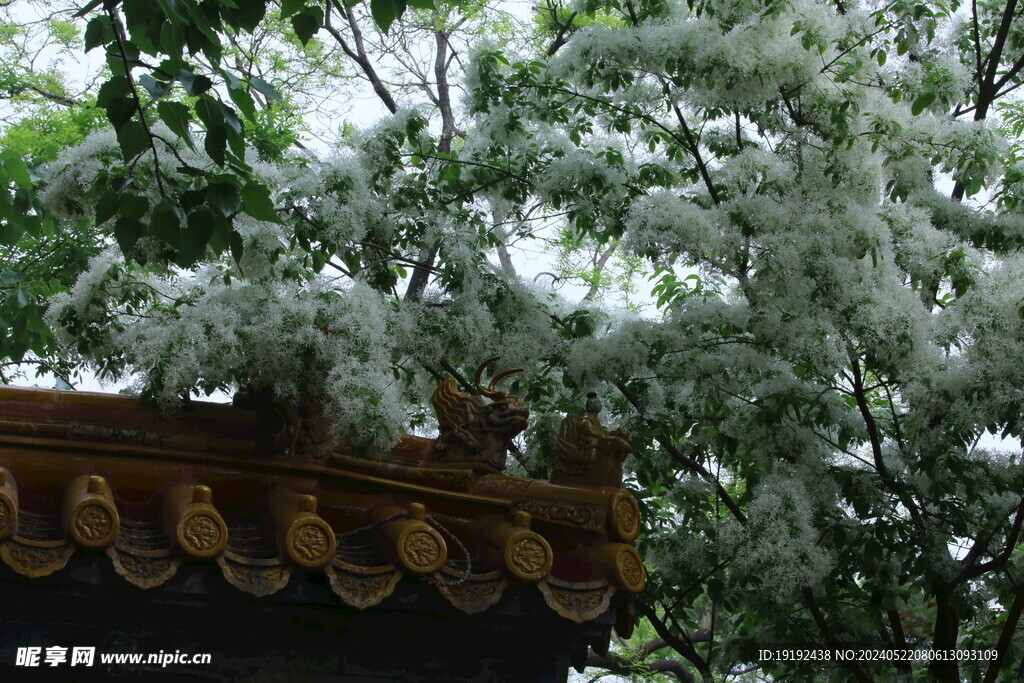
[425,357,529,473]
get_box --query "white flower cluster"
[732,473,834,599]
[49,256,405,453]
[37,129,120,219]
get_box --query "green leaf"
[226,126,245,159]
[151,200,182,245]
[249,77,283,102]
[97,76,135,129]
[0,217,25,246]
[183,207,215,263]
[194,95,221,129]
[291,6,322,45]
[227,86,257,121]
[138,73,169,100]
[202,207,232,255]
[406,0,432,8]
[178,70,214,97]
[4,158,31,189]
[229,229,245,265]
[124,0,161,56]
[205,126,227,166]
[202,35,223,67]
[441,162,461,184]
[114,216,145,253]
[225,0,267,32]
[18,214,40,239]
[84,16,113,51]
[96,190,121,225]
[156,0,191,23]
[208,181,242,217]
[182,0,221,45]
[116,120,150,161]
[371,0,406,33]
[157,101,196,149]
[240,181,279,222]
[911,91,936,116]
[0,270,23,286]
[158,22,184,56]
[219,101,243,134]
[281,0,305,18]
[119,192,151,220]
[196,95,228,164]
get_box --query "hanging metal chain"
[424,513,472,586]
[333,513,404,540]
[331,511,473,585]
[333,513,403,565]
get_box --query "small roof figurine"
[551,393,632,489]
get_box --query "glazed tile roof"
[0,375,643,637]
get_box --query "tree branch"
[106,7,166,200]
[887,608,913,677]
[847,346,925,528]
[636,600,710,677]
[585,649,693,682]
[324,1,398,114]
[670,102,719,206]
[930,583,961,681]
[582,242,617,301]
[984,585,1024,683]
[958,496,1024,583]
[22,83,83,106]
[802,586,872,683]
[953,0,1019,199]
[613,378,747,524]
[544,1,578,58]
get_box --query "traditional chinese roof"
[0,382,643,642]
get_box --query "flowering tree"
[5,0,1024,679]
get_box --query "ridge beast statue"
[551,392,631,488]
[423,357,529,473]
